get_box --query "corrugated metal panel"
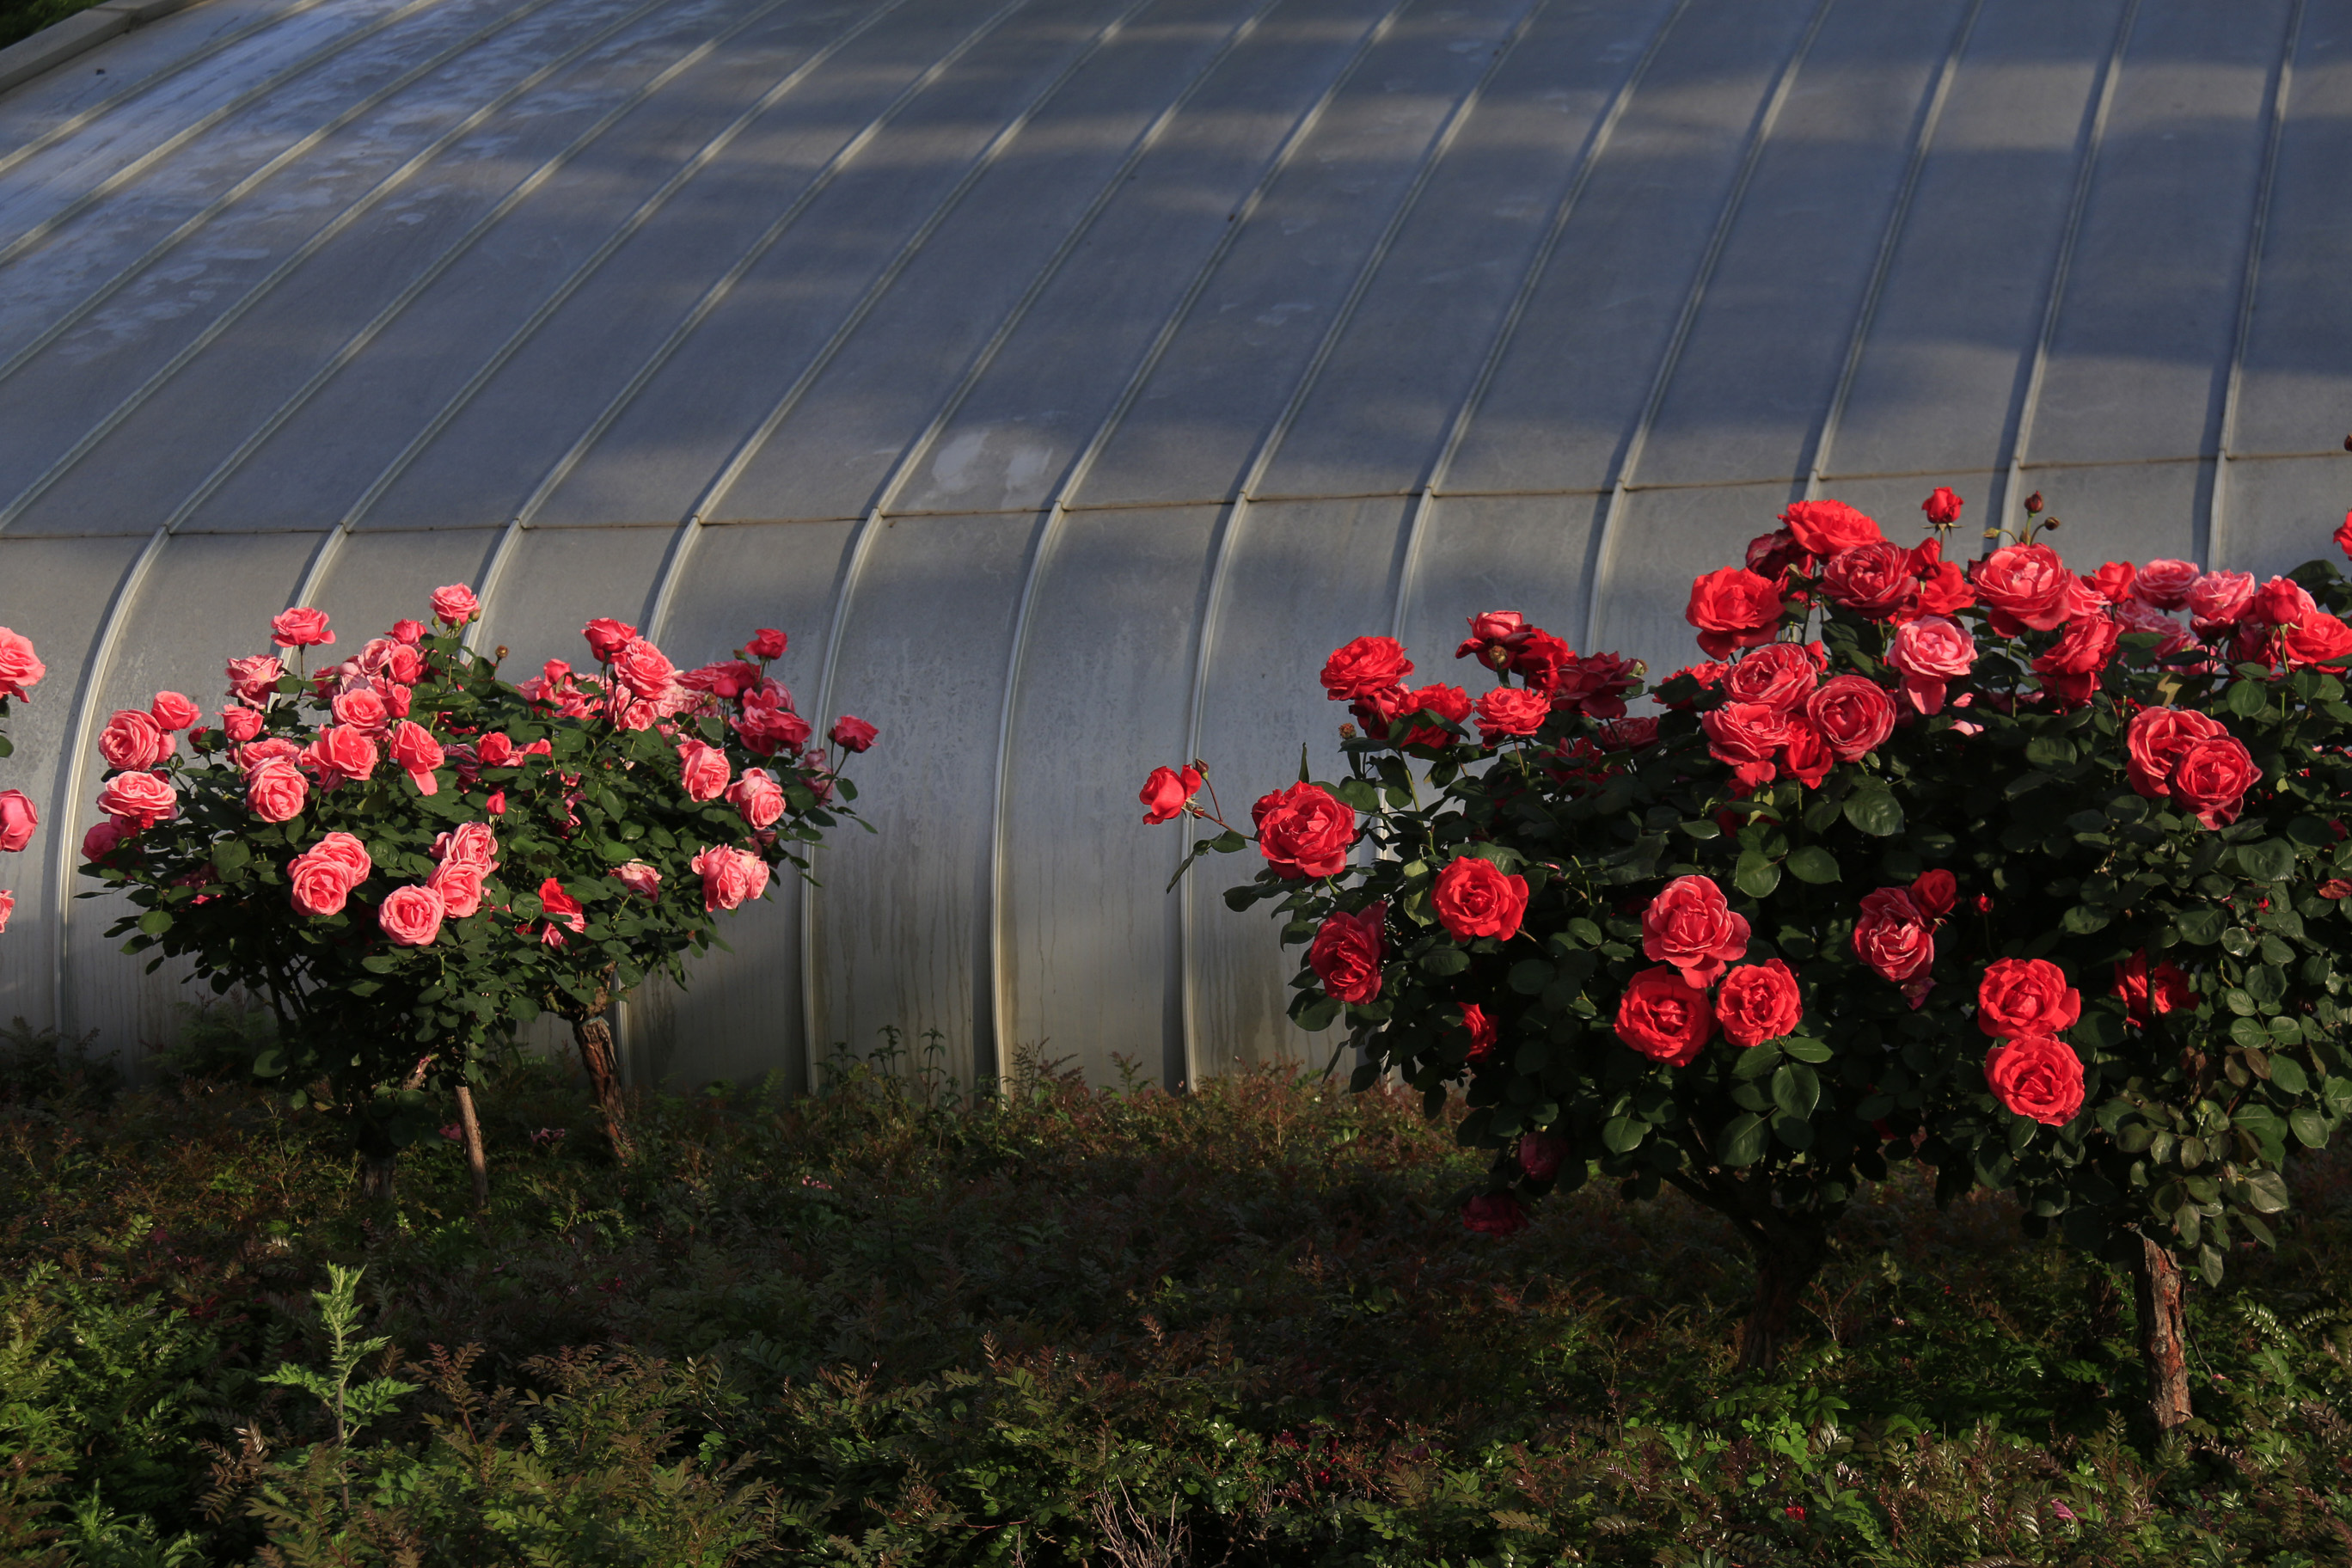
[0,0,2347,1087]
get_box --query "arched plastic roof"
[1,0,2348,1090]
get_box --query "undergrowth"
[4,1021,2352,1564]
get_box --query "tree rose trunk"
[1737,1223,1830,1373]
[571,1006,633,1161]
[455,1085,489,1210]
[357,1153,398,1202]
[2132,1235,2193,1431]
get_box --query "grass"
[5,1020,2352,1564]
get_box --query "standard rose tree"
[1156,490,2352,1418]
[81,596,874,1187]
[0,626,45,934]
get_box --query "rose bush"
[1159,489,2352,1421]
[81,597,873,1185]
[0,625,44,934]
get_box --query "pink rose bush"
[1159,488,2352,1392]
[0,626,42,934]
[82,593,873,1169]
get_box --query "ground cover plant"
[7,1027,2352,1565]
[1159,489,2352,1428]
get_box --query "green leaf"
[1779,1036,1832,1063]
[2234,840,2297,884]
[2225,679,2269,718]
[2290,1107,2328,1148]
[2240,1170,2291,1213]
[2269,1053,2310,1095]
[1718,1113,1768,1167]
[1508,960,1551,995]
[2061,905,2110,934]
[1418,946,1470,977]
[1784,846,1840,885]
[1734,850,1781,898]
[2024,735,2077,767]
[2176,908,2226,945]
[1771,1063,1820,1122]
[1773,1113,1816,1151]
[1601,1115,1645,1154]
[1843,788,1903,837]
[137,910,173,936]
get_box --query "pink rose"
[1852,886,1932,983]
[0,888,11,933]
[1818,541,1918,620]
[690,844,769,912]
[432,821,499,870]
[2124,707,2226,799]
[678,739,731,802]
[245,759,308,824]
[236,737,301,775]
[2188,570,2255,634]
[304,725,378,787]
[1700,702,1791,792]
[98,708,171,772]
[82,820,126,863]
[358,637,424,685]
[426,858,484,919]
[429,584,480,627]
[614,861,661,900]
[387,721,444,794]
[583,617,638,663]
[830,714,877,752]
[2133,559,2200,610]
[1885,615,1975,714]
[1969,544,2073,634]
[218,704,264,743]
[377,885,444,947]
[225,655,285,704]
[1723,641,1823,712]
[2171,734,2258,828]
[0,790,36,853]
[2115,597,2196,656]
[726,767,786,829]
[95,771,177,830]
[732,696,811,756]
[391,618,427,645]
[1640,875,1749,987]
[307,830,373,885]
[289,846,364,918]
[150,691,200,731]
[269,608,334,648]
[611,636,676,699]
[0,628,45,700]
[330,688,389,734]
[746,628,788,660]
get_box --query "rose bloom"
[1700,701,1790,792]
[830,714,878,752]
[1885,615,1975,714]
[1430,855,1528,942]
[1724,641,1822,711]
[1140,764,1201,824]
[733,698,812,756]
[1976,957,2080,1038]
[308,830,374,885]
[1779,720,1833,788]
[0,627,45,700]
[1320,634,1413,700]
[2031,612,2120,705]
[689,845,769,913]
[2115,597,2197,656]
[2125,706,2226,799]
[2131,558,2200,609]
[358,637,424,686]
[1852,886,1932,983]
[0,790,35,853]
[1505,630,1575,694]
[1910,867,1957,918]
[1517,1131,1568,1182]
[677,739,732,803]
[2187,569,2256,633]
[245,759,308,824]
[1716,959,1802,1048]
[614,861,661,900]
[610,636,677,700]
[1921,487,1964,527]
[269,607,334,648]
[727,767,786,829]
[1804,675,1895,761]
[0,888,11,932]
[1819,541,1918,620]
[1983,1034,2085,1126]
[2113,950,2194,1024]
[225,654,285,704]
[1308,903,1384,1002]
[2084,561,2136,605]
[535,877,587,946]
[148,690,200,732]
[217,704,264,743]
[1778,499,1883,557]
[2171,733,2258,827]
[236,737,302,774]
[1253,782,1356,879]
[1473,685,1552,743]
[583,617,638,662]
[330,687,389,734]
[1455,609,1528,666]
[1906,537,1975,619]
[1616,965,1716,1065]
[83,820,126,863]
[96,771,177,830]
[426,858,485,919]
[387,720,444,793]
[377,885,444,947]
[1970,543,2073,634]
[1461,1001,1499,1064]
[98,708,171,772]
[1686,567,1785,658]
[1461,1192,1529,1237]
[1597,715,1659,750]
[1641,874,1749,986]
[1747,528,1805,584]
[304,725,378,787]
[288,848,363,918]
[1395,683,1472,748]
[745,627,787,660]
[432,821,499,870]
[430,583,481,626]
[2284,612,2352,668]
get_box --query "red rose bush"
[1159,488,2352,1408]
[0,625,45,934]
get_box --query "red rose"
[1253,782,1357,879]
[2251,575,2316,629]
[2282,613,2352,669]
[1804,675,1895,761]
[1975,957,2079,1039]
[727,767,786,829]
[98,709,171,772]
[1983,1035,2085,1125]
[1747,527,1806,584]
[429,584,480,627]
[1778,499,1883,557]
[1140,764,1202,824]
[1906,537,1975,619]
[95,770,177,830]
[2124,706,2226,799]
[581,617,637,663]
[1885,616,1975,714]
[1779,719,1833,788]
[0,890,11,932]
[1597,715,1659,750]
[1461,1001,1499,1063]
[1503,629,1574,693]
[1910,868,1956,919]
[536,877,589,945]
[1517,1132,1568,1181]
[1920,487,1964,527]
[2338,511,2352,562]
[2031,612,2120,705]
[1308,903,1385,1003]
[1640,875,1749,986]
[1473,685,1552,743]
[426,858,485,919]
[679,739,732,803]
[1320,635,1413,700]
[1433,854,1528,940]
[744,627,787,660]
[1716,959,1801,1047]
[2188,570,2255,634]
[1397,683,1472,748]
[0,627,44,700]
[1615,965,1715,1064]
[2112,950,2193,1024]
[245,759,307,824]
[1724,641,1823,711]
[1819,541,1918,620]
[1700,701,1791,792]
[1852,887,1932,983]
[1970,543,2073,634]
[1461,1192,1528,1236]
[1546,651,1640,719]
[1455,609,1528,666]
[2133,559,2202,611]
[269,608,334,648]
[830,714,878,752]
[0,790,36,854]
[149,690,199,731]
[2171,733,2258,827]
[2085,561,2136,604]
[377,885,444,948]
[1686,568,1785,659]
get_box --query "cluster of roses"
[0,624,44,934]
[1314,612,1640,753]
[1612,876,1804,1063]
